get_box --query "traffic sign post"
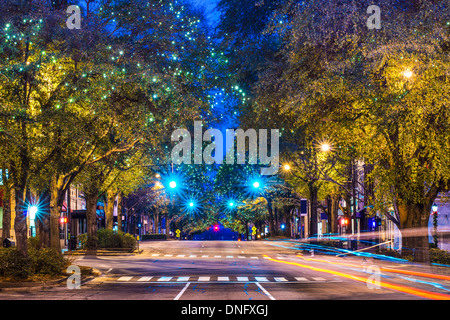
[176,229,181,239]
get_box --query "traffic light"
[213,224,219,232]
[340,218,349,226]
[60,216,68,224]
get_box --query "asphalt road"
[1,239,449,301]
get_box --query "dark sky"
[191,0,220,25]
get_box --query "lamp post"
[432,203,438,248]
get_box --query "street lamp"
[169,180,177,189]
[28,205,38,237]
[252,181,260,189]
[402,69,414,79]
[432,203,438,248]
[283,164,291,171]
[320,143,331,152]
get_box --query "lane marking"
[198,276,210,281]
[118,276,133,281]
[174,282,190,300]
[256,282,276,300]
[312,277,326,281]
[218,276,229,281]
[138,276,153,282]
[255,277,269,282]
[274,277,288,282]
[295,277,308,281]
[158,277,172,281]
[237,277,249,282]
[177,276,190,282]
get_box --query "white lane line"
[251,257,258,259]
[176,255,185,257]
[151,254,160,256]
[218,276,229,281]
[189,255,197,258]
[238,256,245,259]
[237,277,249,282]
[177,276,190,282]
[214,255,222,258]
[198,277,210,281]
[255,277,269,282]
[118,276,133,281]
[256,282,276,300]
[202,255,209,258]
[174,282,191,300]
[158,277,173,281]
[226,256,233,258]
[138,276,153,282]
[164,254,173,257]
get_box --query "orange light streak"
[264,255,450,300]
[296,255,450,281]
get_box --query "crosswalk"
[150,253,272,260]
[113,275,338,283]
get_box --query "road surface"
[1,239,449,301]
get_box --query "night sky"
[191,0,220,25]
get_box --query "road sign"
[176,229,181,237]
[252,226,257,235]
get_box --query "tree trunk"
[14,187,28,256]
[266,197,276,235]
[398,203,431,263]
[49,176,64,252]
[329,193,339,234]
[38,189,51,248]
[117,192,123,232]
[1,169,11,241]
[154,211,159,234]
[309,182,318,238]
[85,192,99,249]
[106,189,115,230]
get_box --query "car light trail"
[296,255,450,281]
[264,255,450,300]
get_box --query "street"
[1,240,449,301]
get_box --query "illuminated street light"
[28,205,38,220]
[321,143,331,152]
[403,69,414,79]
[169,180,177,189]
[253,181,260,189]
[283,164,291,171]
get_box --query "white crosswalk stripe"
[158,277,173,281]
[198,276,210,281]
[295,277,308,281]
[177,276,190,282]
[118,276,133,281]
[217,276,229,281]
[237,277,249,282]
[255,277,269,282]
[137,276,153,282]
[274,277,288,282]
